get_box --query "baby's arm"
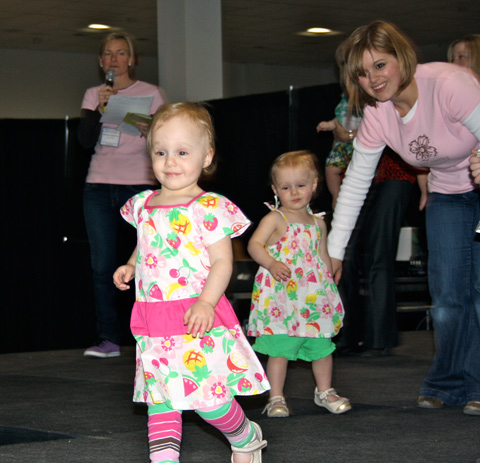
[248,212,291,282]
[316,117,337,132]
[113,246,137,291]
[316,218,333,275]
[184,236,233,338]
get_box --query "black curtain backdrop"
[1,83,342,353]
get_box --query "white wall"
[0,43,449,119]
[0,49,159,119]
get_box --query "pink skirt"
[130,296,270,410]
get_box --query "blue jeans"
[420,190,480,405]
[83,183,153,345]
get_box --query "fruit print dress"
[121,190,270,410]
[247,205,344,339]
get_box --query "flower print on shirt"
[409,135,438,162]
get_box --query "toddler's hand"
[269,260,291,282]
[113,264,135,290]
[184,301,215,338]
[316,120,336,132]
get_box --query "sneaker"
[84,340,120,358]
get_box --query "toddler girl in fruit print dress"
[247,150,350,418]
[113,102,269,463]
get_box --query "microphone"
[103,70,115,110]
[105,69,115,87]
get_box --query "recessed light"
[297,27,343,37]
[88,24,111,30]
[307,27,332,34]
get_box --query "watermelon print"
[120,190,270,409]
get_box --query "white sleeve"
[463,102,480,142]
[327,140,385,260]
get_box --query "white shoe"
[314,387,351,414]
[231,421,267,463]
[262,395,289,417]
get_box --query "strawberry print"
[167,232,181,249]
[119,191,271,410]
[248,204,344,338]
[203,213,218,231]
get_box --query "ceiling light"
[307,27,332,34]
[297,27,343,37]
[88,24,111,30]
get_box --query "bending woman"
[327,20,480,415]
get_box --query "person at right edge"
[328,20,480,416]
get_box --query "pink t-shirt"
[358,62,480,194]
[328,63,480,260]
[81,80,166,185]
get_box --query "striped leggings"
[147,399,255,462]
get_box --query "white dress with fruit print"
[247,206,344,339]
[121,190,270,410]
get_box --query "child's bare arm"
[248,213,291,282]
[316,117,337,132]
[316,218,333,275]
[113,246,137,290]
[184,236,233,338]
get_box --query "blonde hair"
[147,102,217,176]
[99,31,137,78]
[343,20,418,114]
[447,34,480,78]
[270,150,321,194]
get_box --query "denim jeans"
[420,190,480,405]
[83,183,153,345]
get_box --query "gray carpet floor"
[1,331,479,463]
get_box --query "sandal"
[314,387,351,414]
[231,421,267,463]
[262,395,289,417]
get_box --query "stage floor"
[1,331,479,463]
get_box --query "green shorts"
[252,334,335,362]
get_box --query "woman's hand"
[184,300,215,338]
[113,264,135,290]
[97,85,116,114]
[268,260,291,282]
[135,121,150,138]
[469,149,480,184]
[331,258,343,285]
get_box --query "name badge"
[100,127,121,147]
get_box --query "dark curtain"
[0,83,341,353]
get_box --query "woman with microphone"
[78,31,166,358]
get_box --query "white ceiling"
[1,0,479,67]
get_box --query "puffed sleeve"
[194,193,251,246]
[120,190,153,228]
